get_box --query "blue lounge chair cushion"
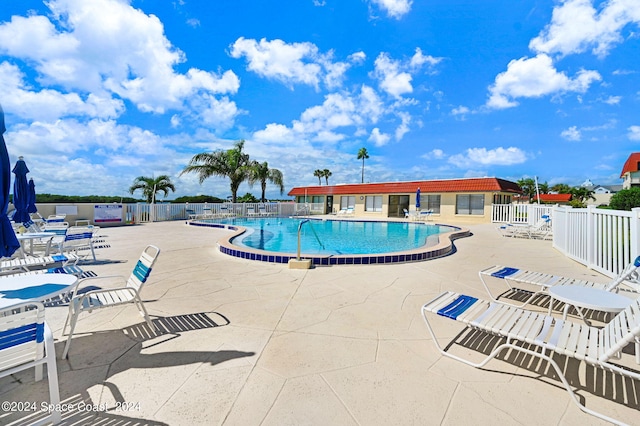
[437,295,478,319]
[491,267,520,279]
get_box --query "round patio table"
[0,273,78,309]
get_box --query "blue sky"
[0,0,638,200]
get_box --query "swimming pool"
[190,217,470,265]
[212,217,450,254]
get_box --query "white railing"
[492,204,554,225]
[124,202,299,223]
[552,205,640,278]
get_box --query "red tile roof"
[620,152,640,177]
[533,193,572,202]
[288,177,521,196]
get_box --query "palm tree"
[570,186,596,207]
[180,140,251,203]
[323,169,332,185]
[551,183,571,193]
[129,175,176,203]
[357,147,369,183]
[516,178,536,202]
[249,161,285,202]
[313,169,323,185]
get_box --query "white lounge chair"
[479,256,640,307]
[422,291,640,425]
[497,214,552,239]
[0,302,61,424]
[0,253,79,276]
[62,245,160,358]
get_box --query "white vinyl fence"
[552,205,640,278]
[493,203,640,278]
[492,203,554,225]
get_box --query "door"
[388,195,410,218]
[325,196,333,214]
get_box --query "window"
[311,196,324,204]
[340,196,355,209]
[456,194,485,215]
[365,195,382,212]
[492,194,512,204]
[420,194,441,214]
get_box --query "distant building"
[288,177,521,224]
[533,193,572,204]
[621,152,640,189]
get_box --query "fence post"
[631,207,640,258]
[586,205,595,269]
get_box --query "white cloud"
[372,49,442,99]
[395,112,411,140]
[628,125,640,141]
[448,147,527,168]
[561,126,582,141]
[451,105,470,119]
[409,47,442,69]
[230,37,358,90]
[0,0,240,126]
[369,0,413,19]
[529,0,640,58]
[368,128,390,146]
[603,95,621,105]
[421,149,445,160]
[372,53,414,98]
[486,54,601,109]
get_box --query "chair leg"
[44,325,62,424]
[62,306,81,359]
[135,298,154,329]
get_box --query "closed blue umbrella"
[27,178,37,214]
[0,104,20,257]
[416,187,421,210]
[12,156,30,223]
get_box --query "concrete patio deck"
[1,220,638,425]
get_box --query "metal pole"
[297,219,309,260]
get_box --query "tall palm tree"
[323,169,332,185]
[249,161,285,202]
[180,140,251,203]
[357,147,369,183]
[313,169,323,185]
[129,175,176,203]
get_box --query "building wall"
[300,191,506,224]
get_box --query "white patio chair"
[422,291,640,425]
[479,255,640,307]
[61,245,161,358]
[56,226,97,262]
[0,302,61,425]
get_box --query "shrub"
[608,187,640,211]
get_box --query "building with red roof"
[533,193,572,204]
[288,177,521,223]
[621,152,640,189]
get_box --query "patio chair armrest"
[69,274,127,294]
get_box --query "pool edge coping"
[187,217,471,266]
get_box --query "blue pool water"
[207,217,454,255]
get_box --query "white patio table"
[548,285,639,363]
[0,273,78,309]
